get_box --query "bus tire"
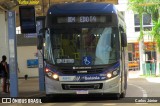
[120,90,126,98]
[46,94,56,97]
[46,94,52,97]
[116,94,120,100]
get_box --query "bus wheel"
[46,94,52,97]
[46,94,56,97]
[114,94,120,100]
[120,90,126,98]
[112,94,120,100]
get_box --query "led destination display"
[57,16,112,23]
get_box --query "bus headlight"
[52,74,59,79]
[106,68,119,79]
[113,70,118,76]
[107,73,112,78]
[47,72,53,77]
[45,68,59,80]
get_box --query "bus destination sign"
[57,16,109,23]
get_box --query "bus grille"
[62,83,103,90]
[60,68,103,74]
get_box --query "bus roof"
[47,2,117,15]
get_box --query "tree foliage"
[128,0,160,51]
[144,0,160,22]
[145,0,160,51]
[152,20,160,51]
[128,0,146,40]
[128,0,146,13]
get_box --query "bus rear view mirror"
[39,28,45,34]
[121,33,127,47]
[39,28,48,37]
[37,35,43,50]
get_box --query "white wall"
[125,10,140,42]
[115,2,140,43]
[0,12,38,78]
[0,12,9,61]
[17,46,38,78]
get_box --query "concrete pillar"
[0,12,9,61]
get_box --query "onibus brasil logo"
[2,98,42,103]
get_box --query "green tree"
[128,0,160,75]
[128,0,146,39]
[128,0,160,41]
[128,0,146,75]
[145,0,159,22]
[142,0,160,76]
[145,0,160,51]
[152,21,160,51]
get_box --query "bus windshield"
[46,27,120,66]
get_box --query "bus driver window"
[95,28,112,64]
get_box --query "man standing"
[0,55,8,93]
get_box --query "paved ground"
[0,78,45,97]
[0,70,160,97]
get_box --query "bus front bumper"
[45,75,121,95]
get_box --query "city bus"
[37,2,128,99]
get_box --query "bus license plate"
[76,90,88,94]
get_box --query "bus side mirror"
[39,28,48,38]
[121,33,127,47]
[39,28,45,34]
[37,35,43,50]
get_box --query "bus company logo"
[2,98,11,103]
[84,76,100,80]
[77,70,88,74]
[73,76,101,81]
[73,66,91,70]
[73,76,81,81]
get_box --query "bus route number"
[80,16,96,23]
[68,16,97,23]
